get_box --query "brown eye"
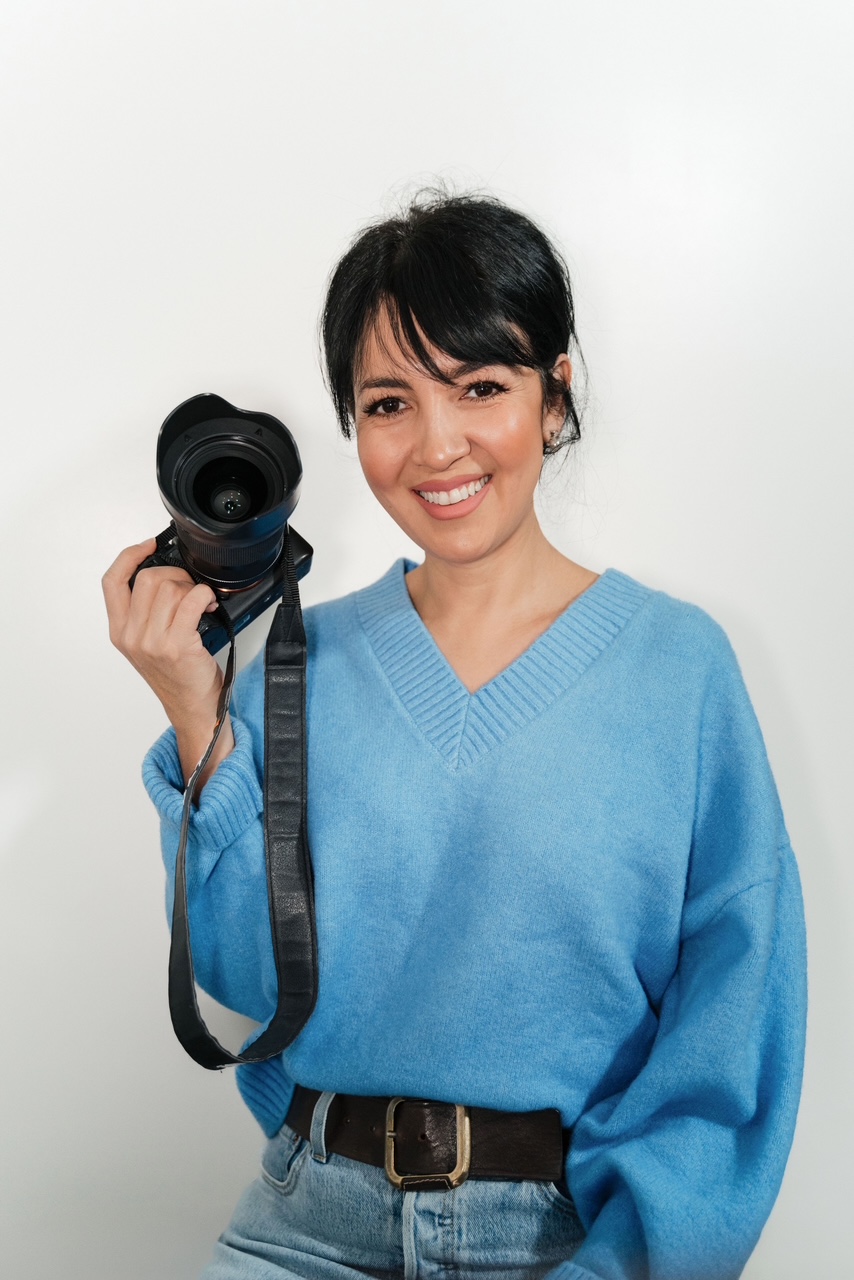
[365,396,405,417]
[465,380,507,400]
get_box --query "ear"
[542,354,573,446]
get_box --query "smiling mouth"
[414,475,492,506]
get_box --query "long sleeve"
[548,627,808,1280]
[141,648,278,1024]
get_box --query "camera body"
[131,392,313,655]
[134,521,313,654]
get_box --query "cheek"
[356,431,404,498]
[482,413,544,480]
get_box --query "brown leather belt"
[286,1085,568,1191]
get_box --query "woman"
[103,191,807,1280]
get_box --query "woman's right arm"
[142,703,278,1024]
[101,538,234,790]
[103,540,277,1022]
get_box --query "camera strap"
[167,529,318,1069]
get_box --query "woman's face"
[354,311,571,568]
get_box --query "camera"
[132,393,312,654]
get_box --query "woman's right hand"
[102,537,235,787]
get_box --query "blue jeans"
[202,1094,585,1278]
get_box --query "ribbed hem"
[142,714,264,854]
[236,1059,295,1137]
[357,561,651,768]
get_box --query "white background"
[1,2,851,1276]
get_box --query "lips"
[415,475,491,506]
[411,473,493,521]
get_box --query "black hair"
[320,189,586,455]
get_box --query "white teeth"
[417,475,490,506]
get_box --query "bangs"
[321,191,580,443]
[354,251,538,390]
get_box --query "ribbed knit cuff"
[142,714,263,849]
[544,1264,599,1280]
[236,1059,295,1138]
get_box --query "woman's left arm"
[550,625,808,1280]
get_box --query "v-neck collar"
[355,559,652,770]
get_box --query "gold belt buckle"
[385,1097,472,1190]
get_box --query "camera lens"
[156,395,303,589]
[191,455,268,523]
[210,486,250,521]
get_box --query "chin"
[416,531,499,566]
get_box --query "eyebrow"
[357,376,413,394]
[357,361,509,396]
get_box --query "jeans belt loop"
[309,1091,336,1163]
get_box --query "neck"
[406,511,575,629]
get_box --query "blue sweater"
[143,561,807,1280]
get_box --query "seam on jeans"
[402,1190,417,1280]
[532,1178,582,1219]
[259,1139,309,1194]
[445,1189,455,1266]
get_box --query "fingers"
[102,537,157,591]
[124,573,213,655]
[103,540,225,727]
[104,538,216,656]
[102,537,157,641]
[159,580,218,645]
[175,582,220,630]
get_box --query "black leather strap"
[167,530,318,1069]
[286,1087,567,1183]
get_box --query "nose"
[411,393,471,472]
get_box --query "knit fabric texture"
[143,560,807,1280]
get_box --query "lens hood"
[156,393,302,589]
